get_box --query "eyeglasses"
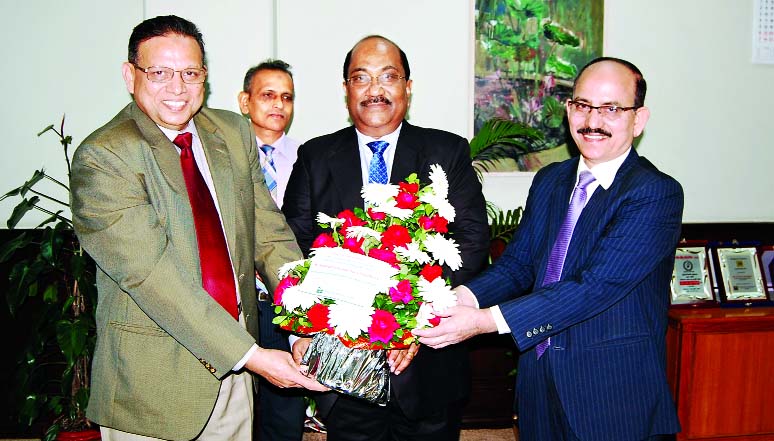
[346,72,406,87]
[567,100,639,121]
[133,64,207,84]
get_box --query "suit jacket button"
[539,326,545,333]
[546,324,553,330]
[526,331,533,338]
[239,273,245,282]
[533,327,539,334]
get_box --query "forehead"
[250,69,294,91]
[349,38,403,73]
[137,33,203,64]
[574,61,636,103]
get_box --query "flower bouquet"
[273,164,462,404]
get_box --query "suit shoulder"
[630,155,683,192]
[199,107,248,130]
[297,127,353,158]
[403,124,467,148]
[77,105,143,154]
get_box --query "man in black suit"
[282,35,489,441]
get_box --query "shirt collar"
[158,119,199,144]
[578,147,631,190]
[355,123,403,148]
[257,132,287,150]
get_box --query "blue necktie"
[536,170,596,358]
[260,144,278,200]
[367,140,389,184]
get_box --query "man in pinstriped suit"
[416,58,682,440]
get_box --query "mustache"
[578,127,612,137]
[360,95,391,106]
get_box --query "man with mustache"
[415,58,683,441]
[282,35,489,440]
[238,59,306,441]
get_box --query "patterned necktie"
[260,144,278,201]
[536,170,596,358]
[175,132,239,320]
[366,140,389,184]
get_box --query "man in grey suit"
[70,15,324,441]
[416,58,683,440]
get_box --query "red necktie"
[174,132,239,319]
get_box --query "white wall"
[1,0,771,227]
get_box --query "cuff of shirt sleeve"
[490,306,512,334]
[288,334,300,350]
[234,344,259,371]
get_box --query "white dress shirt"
[257,132,301,208]
[355,124,402,186]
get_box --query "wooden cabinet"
[667,307,774,440]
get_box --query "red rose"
[429,314,442,326]
[337,209,366,228]
[307,303,330,332]
[368,248,399,266]
[431,214,449,233]
[395,191,420,209]
[420,264,443,282]
[418,215,434,230]
[381,225,412,249]
[342,236,365,254]
[368,309,400,344]
[389,279,413,303]
[274,276,299,305]
[399,181,419,194]
[311,233,336,248]
[367,207,386,221]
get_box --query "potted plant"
[0,116,99,441]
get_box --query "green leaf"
[42,283,58,303]
[541,96,565,129]
[1,169,46,201]
[545,54,577,79]
[0,231,31,263]
[543,22,580,47]
[7,196,40,228]
[56,318,89,364]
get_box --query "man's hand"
[387,343,419,375]
[246,347,328,391]
[414,306,498,349]
[291,337,312,365]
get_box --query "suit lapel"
[390,122,421,184]
[328,128,364,210]
[132,104,188,196]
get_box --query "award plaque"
[671,242,716,306]
[760,245,774,295]
[714,247,770,304]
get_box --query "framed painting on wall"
[474,0,604,171]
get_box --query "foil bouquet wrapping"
[302,332,390,404]
[273,165,462,404]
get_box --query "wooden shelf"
[667,307,774,440]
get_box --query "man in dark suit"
[416,58,683,441]
[70,15,325,441]
[282,35,489,441]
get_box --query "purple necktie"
[536,170,596,358]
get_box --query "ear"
[405,79,413,98]
[632,106,650,137]
[237,91,250,114]
[122,62,136,95]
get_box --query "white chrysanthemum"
[394,241,431,264]
[328,302,375,340]
[371,203,414,220]
[316,212,344,229]
[346,225,382,241]
[428,164,449,199]
[280,285,320,311]
[418,277,458,311]
[424,234,462,271]
[414,302,437,329]
[277,259,308,279]
[419,193,456,222]
[362,183,399,206]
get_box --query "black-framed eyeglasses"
[567,100,640,121]
[133,64,207,84]
[346,72,406,87]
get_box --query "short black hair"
[574,57,647,108]
[128,15,205,65]
[342,35,410,81]
[242,59,293,93]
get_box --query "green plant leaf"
[7,196,40,229]
[543,22,580,47]
[0,231,31,263]
[541,96,565,129]
[56,318,89,364]
[1,169,46,201]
